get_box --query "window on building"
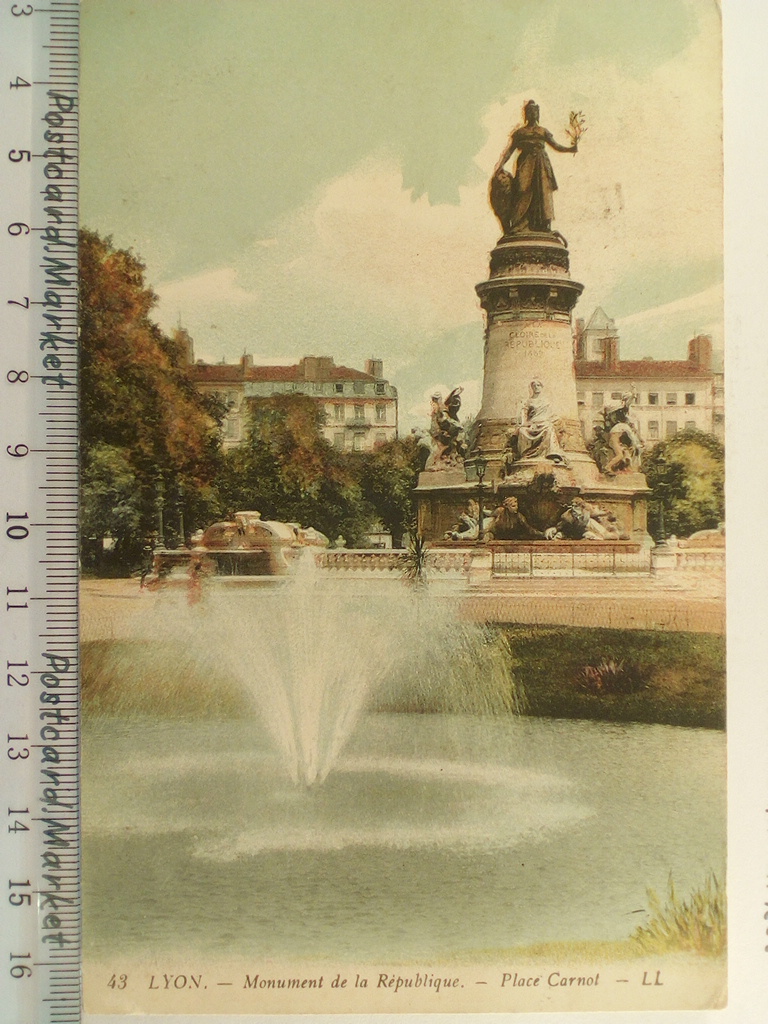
[666,392,677,405]
[225,416,240,439]
[714,413,724,424]
[648,392,659,405]
[665,420,678,438]
[333,404,344,422]
[685,420,696,431]
[648,420,659,439]
[313,381,324,393]
[576,391,585,406]
[375,382,386,395]
[610,391,622,400]
[353,380,365,395]
[334,382,344,394]
[375,403,387,423]
[352,433,364,451]
[353,404,365,423]
[375,432,386,447]
[591,391,604,409]
[333,432,345,450]
[685,392,696,405]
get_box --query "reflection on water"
[83,713,725,961]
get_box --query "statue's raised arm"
[489,100,583,236]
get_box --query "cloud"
[614,282,723,361]
[156,267,260,357]
[618,282,722,329]
[153,7,721,398]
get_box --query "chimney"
[365,357,384,379]
[301,356,319,381]
[573,318,585,360]
[317,356,334,378]
[603,335,620,371]
[301,356,334,381]
[688,334,712,370]
[240,352,253,370]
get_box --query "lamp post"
[155,474,166,549]
[654,454,669,548]
[476,456,488,542]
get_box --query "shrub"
[632,873,726,956]
[573,659,646,695]
[400,533,429,587]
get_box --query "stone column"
[472,232,587,475]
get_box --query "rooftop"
[187,355,383,385]
[574,358,714,379]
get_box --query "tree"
[354,435,423,547]
[80,442,145,571]
[79,230,222,566]
[215,394,373,545]
[642,429,725,541]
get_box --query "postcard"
[74,1,766,1020]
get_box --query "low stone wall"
[317,543,654,579]
[316,548,472,579]
[489,540,651,577]
[673,546,725,572]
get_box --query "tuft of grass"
[631,873,726,956]
[574,659,646,695]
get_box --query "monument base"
[415,461,651,558]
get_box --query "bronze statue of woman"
[490,100,579,235]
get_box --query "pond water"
[82,711,725,961]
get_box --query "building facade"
[574,308,724,447]
[185,350,398,452]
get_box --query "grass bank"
[501,626,725,730]
[82,624,725,730]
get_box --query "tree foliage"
[80,442,144,569]
[215,394,373,545]
[79,229,428,569]
[80,230,221,566]
[642,429,725,541]
[353,434,422,546]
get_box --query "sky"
[80,0,723,430]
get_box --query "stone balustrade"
[315,548,473,577]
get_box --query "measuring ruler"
[0,2,80,1023]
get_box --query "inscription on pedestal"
[504,324,568,352]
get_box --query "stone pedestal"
[415,230,651,556]
[473,232,585,472]
[651,543,678,573]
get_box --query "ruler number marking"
[8,806,30,834]
[10,952,34,980]
[6,585,29,610]
[7,734,30,760]
[8,880,32,907]
[6,513,31,540]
